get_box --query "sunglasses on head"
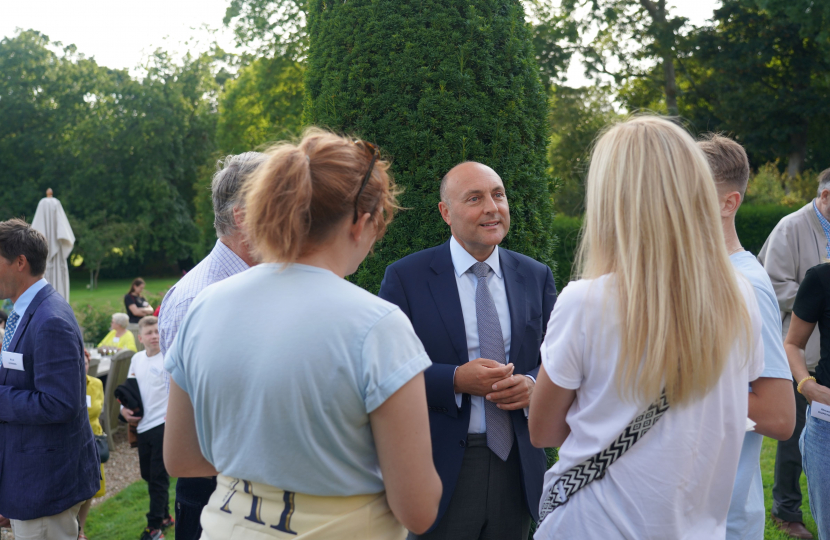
[353,140,381,224]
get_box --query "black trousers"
[137,423,170,529]
[772,378,810,522]
[408,434,531,540]
[175,476,218,540]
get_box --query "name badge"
[811,402,830,423]
[87,395,92,409]
[1,351,24,371]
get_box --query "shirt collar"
[449,236,502,278]
[13,278,49,317]
[213,238,250,275]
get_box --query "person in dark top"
[125,278,153,324]
[783,262,830,539]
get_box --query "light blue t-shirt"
[727,252,793,540]
[165,263,431,496]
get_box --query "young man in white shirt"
[698,134,797,540]
[121,316,172,540]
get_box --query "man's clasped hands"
[453,358,535,410]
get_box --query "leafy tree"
[216,55,305,153]
[548,85,620,216]
[305,0,556,292]
[70,212,136,289]
[0,31,220,268]
[681,0,830,175]
[224,0,308,61]
[558,0,689,116]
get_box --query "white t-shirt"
[165,263,431,496]
[128,350,168,434]
[534,273,765,540]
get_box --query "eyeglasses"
[353,140,380,223]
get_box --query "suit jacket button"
[459,439,466,448]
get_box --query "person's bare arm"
[528,364,576,448]
[120,407,141,426]
[369,373,441,535]
[785,313,830,406]
[127,304,145,317]
[748,377,795,440]
[163,379,218,478]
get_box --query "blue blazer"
[0,284,100,520]
[379,241,557,528]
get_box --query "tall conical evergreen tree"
[304,0,555,292]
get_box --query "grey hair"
[212,152,268,237]
[817,168,830,197]
[112,313,129,328]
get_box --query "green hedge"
[549,204,798,289]
[304,0,555,293]
[735,204,800,255]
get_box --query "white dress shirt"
[8,278,48,342]
[450,237,513,433]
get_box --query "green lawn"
[85,479,177,539]
[761,436,817,539]
[70,277,180,312]
[85,439,817,540]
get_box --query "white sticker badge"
[1,351,24,371]
[811,402,830,423]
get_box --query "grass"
[85,439,817,540]
[70,277,180,312]
[761,436,817,539]
[85,479,177,539]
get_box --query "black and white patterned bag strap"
[538,389,670,523]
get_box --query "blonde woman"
[163,129,441,539]
[529,116,764,539]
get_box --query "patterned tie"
[2,310,20,356]
[471,262,514,461]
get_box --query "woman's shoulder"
[805,262,830,280]
[557,274,614,308]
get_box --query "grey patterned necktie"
[471,261,514,461]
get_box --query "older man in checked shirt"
[159,151,265,540]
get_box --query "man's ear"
[15,254,28,272]
[721,191,741,216]
[438,201,451,227]
[232,205,245,230]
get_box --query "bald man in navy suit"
[379,162,557,539]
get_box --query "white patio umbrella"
[31,188,75,301]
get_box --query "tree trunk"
[786,127,808,177]
[94,263,101,290]
[662,50,679,117]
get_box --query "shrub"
[745,163,818,208]
[76,304,115,345]
[544,204,797,290]
[550,214,582,288]
[304,0,556,292]
[735,204,799,255]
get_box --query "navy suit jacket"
[0,284,100,520]
[378,241,557,528]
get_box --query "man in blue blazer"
[0,219,100,537]
[379,162,557,539]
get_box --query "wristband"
[797,376,817,395]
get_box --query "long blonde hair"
[577,116,751,406]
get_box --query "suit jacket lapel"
[9,284,54,353]
[501,250,526,365]
[428,242,469,366]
